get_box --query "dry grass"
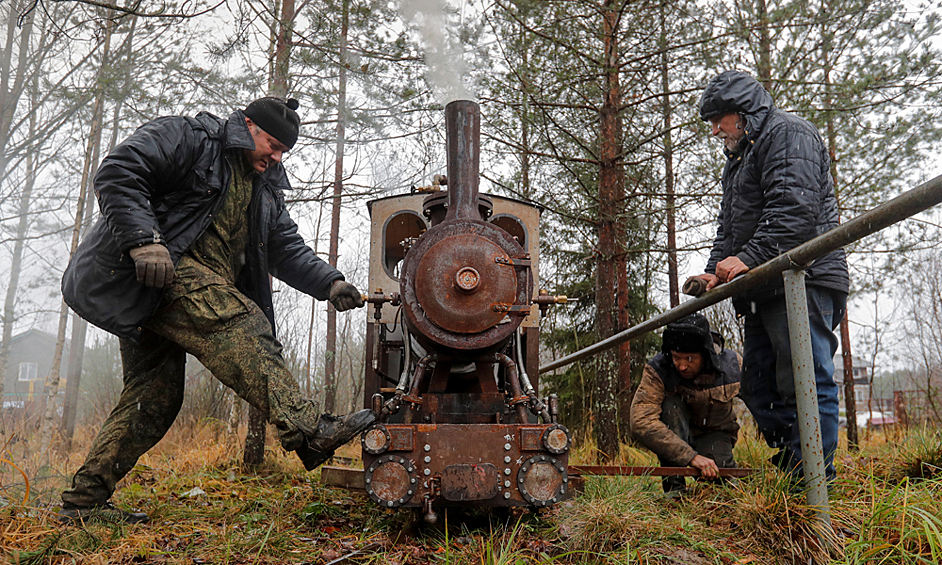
[2,419,941,564]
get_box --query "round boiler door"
[414,233,518,334]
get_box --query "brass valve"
[534,290,569,316]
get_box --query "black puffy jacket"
[62,110,343,341]
[700,71,849,314]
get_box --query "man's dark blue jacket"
[62,110,343,341]
[700,70,849,314]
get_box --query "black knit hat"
[244,97,300,149]
[662,313,713,354]
[661,313,722,372]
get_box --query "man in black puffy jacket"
[57,97,375,524]
[687,71,849,483]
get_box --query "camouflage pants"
[61,283,319,508]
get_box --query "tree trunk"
[819,3,858,450]
[40,13,115,457]
[243,0,300,466]
[272,0,294,96]
[243,413,266,465]
[0,1,37,418]
[594,0,625,462]
[325,0,350,415]
[306,200,325,399]
[519,37,531,199]
[0,0,34,186]
[660,0,678,309]
[62,15,139,447]
[0,99,37,435]
[228,390,242,435]
[755,0,772,89]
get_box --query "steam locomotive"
[359,101,570,523]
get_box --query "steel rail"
[539,173,942,374]
[568,465,755,478]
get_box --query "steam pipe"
[383,352,435,419]
[515,329,549,422]
[444,100,480,221]
[515,329,535,395]
[396,324,412,393]
[488,353,529,423]
[406,354,436,400]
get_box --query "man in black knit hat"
[57,97,374,524]
[631,313,742,495]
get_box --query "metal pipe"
[489,352,529,423]
[515,329,535,395]
[540,172,942,374]
[444,100,480,221]
[406,354,436,399]
[371,323,381,372]
[395,325,412,393]
[514,329,550,422]
[782,269,832,533]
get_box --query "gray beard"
[719,131,744,152]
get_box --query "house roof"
[4,328,70,349]
[832,354,871,369]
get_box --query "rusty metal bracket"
[491,303,531,313]
[494,255,531,267]
[508,394,530,406]
[401,394,423,406]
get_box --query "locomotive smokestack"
[444,100,480,221]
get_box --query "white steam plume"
[398,0,475,104]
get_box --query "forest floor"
[1,417,941,564]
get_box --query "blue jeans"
[741,285,846,481]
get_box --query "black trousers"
[658,394,737,493]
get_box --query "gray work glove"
[129,243,175,288]
[329,280,364,312]
[682,276,708,297]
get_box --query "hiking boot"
[662,488,687,500]
[295,409,376,471]
[661,475,687,494]
[57,501,150,525]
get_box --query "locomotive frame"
[359,101,570,523]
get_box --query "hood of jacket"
[699,70,774,121]
[699,70,776,155]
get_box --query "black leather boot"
[296,409,376,471]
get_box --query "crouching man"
[630,313,742,494]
